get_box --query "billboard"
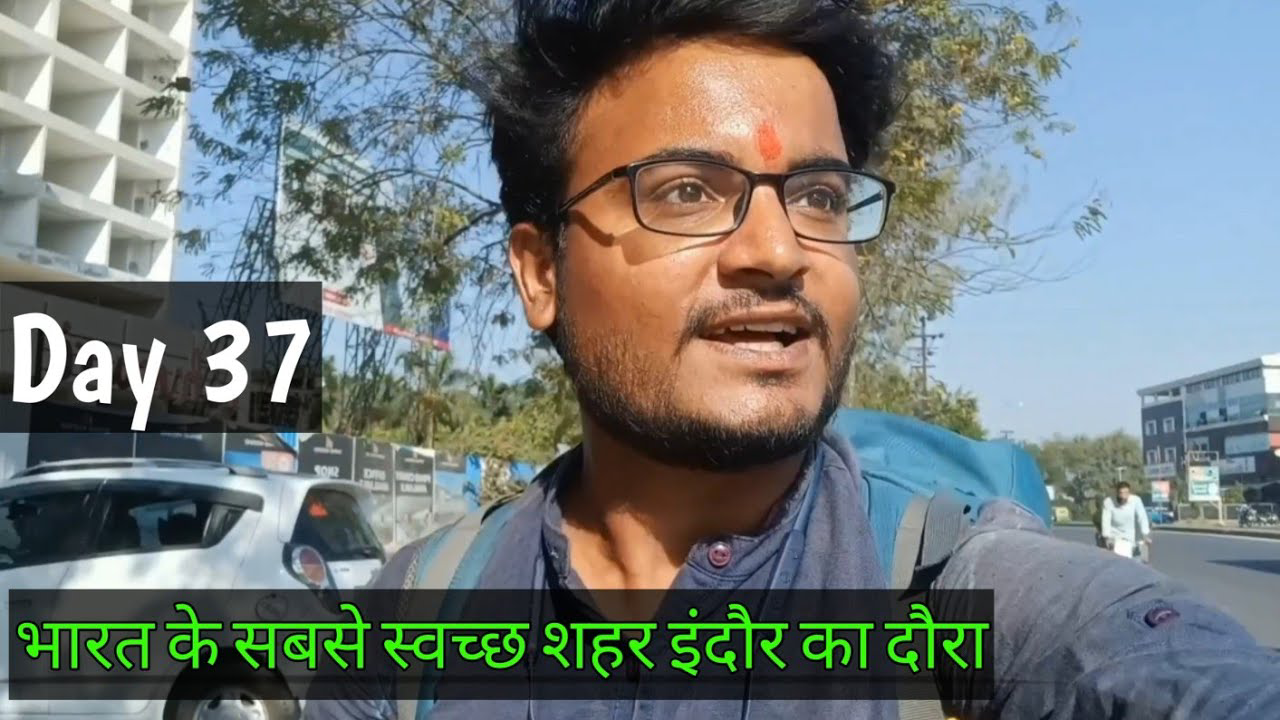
[223,431,297,473]
[135,428,223,462]
[296,433,354,480]
[25,403,134,466]
[274,120,449,350]
[393,445,434,544]
[1150,480,1171,505]
[354,438,395,546]
[1218,456,1257,476]
[1187,464,1221,503]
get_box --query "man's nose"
[716,186,810,287]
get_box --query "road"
[1053,525,1280,649]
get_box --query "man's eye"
[660,182,714,204]
[792,187,845,212]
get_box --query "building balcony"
[1184,413,1269,434]
[64,0,187,61]
[0,87,176,184]
[130,0,193,47]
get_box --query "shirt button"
[707,541,732,569]
[1145,606,1180,627]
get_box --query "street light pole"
[1117,466,1125,485]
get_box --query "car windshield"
[290,488,384,562]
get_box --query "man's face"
[526,38,863,471]
[1117,486,1131,504]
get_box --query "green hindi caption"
[14,601,986,678]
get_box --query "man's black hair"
[479,0,898,233]
[1116,481,1131,491]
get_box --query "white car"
[0,457,387,720]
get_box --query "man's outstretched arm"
[932,499,1280,720]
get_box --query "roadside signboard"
[1150,479,1171,505]
[1187,464,1220,502]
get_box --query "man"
[304,1,1280,718]
[1101,481,1151,560]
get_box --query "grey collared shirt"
[304,431,1280,720]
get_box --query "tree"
[1222,484,1246,505]
[1023,431,1143,503]
[400,349,468,447]
[845,360,985,439]
[152,0,1106,382]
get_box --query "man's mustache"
[678,289,833,355]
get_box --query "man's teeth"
[733,340,786,352]
[713,323,800,336]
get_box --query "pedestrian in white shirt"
[1102,480,1152,560]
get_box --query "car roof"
[1,458,371,500]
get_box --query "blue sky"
[930,0,1280,441]
[174,1,1280,443]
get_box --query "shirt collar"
[537,441,824,590]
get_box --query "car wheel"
[167,677,299,720]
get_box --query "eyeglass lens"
[631,161,887,242]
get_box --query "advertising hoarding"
[1187,464,1221,503]
[393,445,434,545]
[355,438,395,546]
[223,431,298,473]
[297,433,354,480]
[1150,480,1171,505]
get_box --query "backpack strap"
[394,493,524,720]
[890,488,972,720]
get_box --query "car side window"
[291,488,385,562]
[94,490,217,554]
[0,489,98,569]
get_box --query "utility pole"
[1000,430,1014,441]
[909,316,943,395]
[1116,466,1126,486]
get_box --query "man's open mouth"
[703,322,812,352]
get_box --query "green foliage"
[170,0,1109,445]
[1022,431,1144,504]
[1222,484,1246,505]
[846,361,986,439]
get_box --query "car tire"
[166,675,299,720]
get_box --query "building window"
[1146,449,1159,465]
[1225,433,1270,456]
[1164,447,1176,463]
[1189,437,1210,453]
[1163,417,1176,433]
[1145,420,1157,436]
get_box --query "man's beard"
[552,288,855,473]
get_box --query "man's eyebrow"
[637,147,738,164]
[788,153,854,172]
[633,148,854,172]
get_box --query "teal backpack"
[393,408,1052,720]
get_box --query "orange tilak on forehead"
[755,121,783,162]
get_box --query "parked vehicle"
[1240,503,1279,528]
[0,457,386,720]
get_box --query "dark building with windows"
[1137,355,1280,502]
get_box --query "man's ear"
[509,222,558,333]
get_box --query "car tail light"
[288,545,331,589]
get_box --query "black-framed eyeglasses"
[553,157,896,244]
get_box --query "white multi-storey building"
[0,0,193,283]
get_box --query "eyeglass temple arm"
[849,192,884,213]
[554,167,630,217]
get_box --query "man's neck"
[558,418,809,594]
